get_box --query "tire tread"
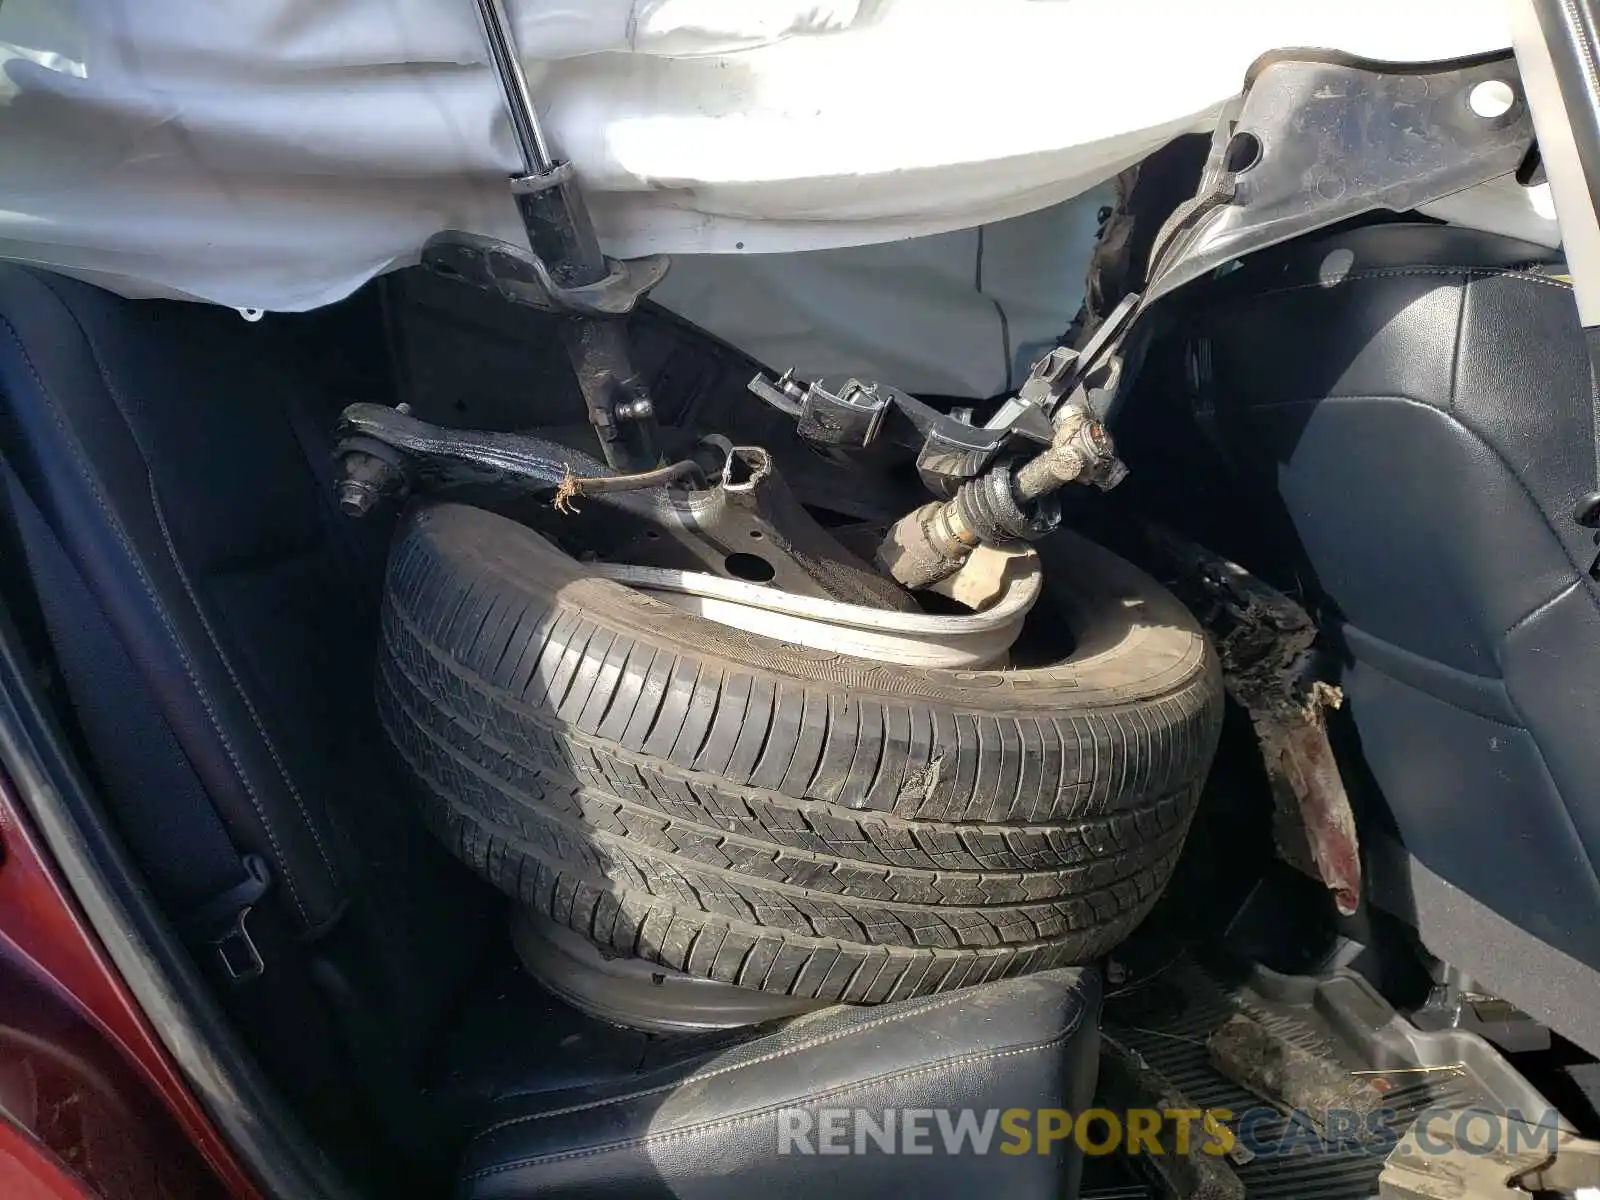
[376,504,1223,1004]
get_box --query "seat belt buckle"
[184,855,273,985]
[1575,491,1600,529]
[1576,494,1600,581]
[214,903,266,984]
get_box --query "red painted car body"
[0,769,255,1199]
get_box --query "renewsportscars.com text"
[775,1106,1562,1159]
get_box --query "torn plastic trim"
[1073,51,1537,433]
[1143,49,1534,307]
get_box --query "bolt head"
[337,481,377,518]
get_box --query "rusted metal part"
[874,401,1128,592]
[1012,403,1130,501]
[874,466,1060,590]
[1258,695,1363,917]
[1099,1034,1247,1200]
[551,460,703,513]
[875,501,980,590]
[1380,1108,1600,1199]
[925,545,1034,612]
[1146,527,1362,915]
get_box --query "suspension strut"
[452,0,664,471]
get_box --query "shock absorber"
[453,0,664,471]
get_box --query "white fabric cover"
[0,0,1523,307]
[0,0,1549,396]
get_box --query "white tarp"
[0,0,1552,394]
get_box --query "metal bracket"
[942,52,1537,449]
[1010,293,1142,426]
[747,288,1141,498]
[333,404,912,610]
[1144,51,1534,307]
[607,438,917,611]
[335,402,654,502]
[747,369,1022,495]
[440,0,666,471]
[421,230,669,318]
[747,371,891,449]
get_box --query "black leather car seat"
[0,266,497,1183]
[0,265,1105,1198]
[454,967,1101,1200]
[1145,223,1600,1029]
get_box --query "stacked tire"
[377,502,1223,1005]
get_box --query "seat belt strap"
[1574,328,1600,578]
[0,457,272,984]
